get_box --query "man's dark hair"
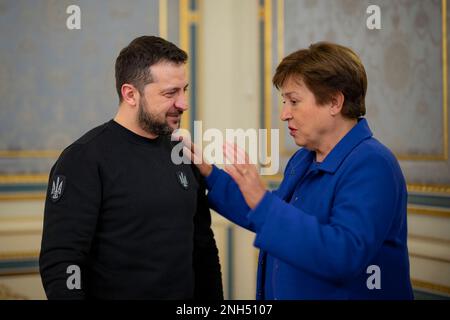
[115,36,188,102]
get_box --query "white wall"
[200,0,260,299]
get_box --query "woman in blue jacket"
[185,42,413,299]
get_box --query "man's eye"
[291,100,297,105]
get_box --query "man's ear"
[121,84,139,107]
[330,91,345,116]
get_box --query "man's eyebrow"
[161,84,189,93]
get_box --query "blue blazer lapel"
[276,151,314,201]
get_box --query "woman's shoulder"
[346,137,401,172]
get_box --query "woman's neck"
[315,118,358,162]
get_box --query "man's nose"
[174,92,189,111]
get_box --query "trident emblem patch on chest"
[176,171,189,190]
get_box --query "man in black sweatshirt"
[39,36,223,300]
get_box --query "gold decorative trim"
[0,193,45,201]
[263,0,273,158]
[407,183,450,195]
[0,174,48,184]
[0,250,39,260]
[159,0,168,39]
[396,153,447,161]
[180,0,190,130]
[0,229,42,236]
[197,0,204,121]
[0,214,43,222]
[443,0,449,161]
[188,11,199,23]
[0,173,48,201]
[277,0,284,68]
[0,150,60,158]
[412,278,450,295]
[179,0,189,51]
[273,0,448,161]
[0,270,40,277]
[179,0,201,131]
[0,251,40,277]
[276,0,284,161]
[179,0,188,129]
[258,7,265,19]
[408,205,450,218]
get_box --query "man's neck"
[114,107,158,140]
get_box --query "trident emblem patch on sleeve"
[50,175,66,202]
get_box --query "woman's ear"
[330,91,345,116]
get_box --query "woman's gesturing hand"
[223,142,266,209]
[179,135,213,177]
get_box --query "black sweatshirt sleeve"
[39,144,101,299]
[192,166,224,300]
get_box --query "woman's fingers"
[181,136,204,164]
[180,135,192,152]
[224,164,244,185]
[223,143,233,164]
[224,142,247,164]
[183,146,202,165]
[231,142,250,164]
[223,142,256,178]
[223,143,246,166]
[180,136,195,163]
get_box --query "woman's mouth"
[288,126,297,136]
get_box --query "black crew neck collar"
[109,119,163,145]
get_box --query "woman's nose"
[280,104,292,121]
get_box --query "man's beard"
[138,98,178,136]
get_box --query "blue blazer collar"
[317,118,373,173]
[278,118,372,200]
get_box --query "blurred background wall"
[0,0,449,299]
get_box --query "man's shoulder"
[72,121,112,146]
[56,121,112,165]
